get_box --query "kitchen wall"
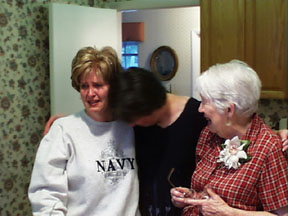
[0,0,287,215]
[122,7,200,96]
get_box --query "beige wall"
[122,7,200,96]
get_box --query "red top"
[183,115,288,215]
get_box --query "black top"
[134,98,207,216]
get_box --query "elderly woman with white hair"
[171,60,288,215]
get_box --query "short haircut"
[71,46,123,92]
[110,67,167,123]
[196,59,262,117]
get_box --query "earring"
[226,118,231,126]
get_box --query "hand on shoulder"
[277,129,288,151]
[43,113,66,135]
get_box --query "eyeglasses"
[167,168,209,199]
[167,168,176,188]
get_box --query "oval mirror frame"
[150,46,178,81]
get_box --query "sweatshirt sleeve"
[28,121,70,216]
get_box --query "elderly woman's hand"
[170,187,191,208]
[183,187,231,216]
[278,129,288,151]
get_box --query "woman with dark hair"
[111,67,207,216]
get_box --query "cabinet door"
[201,0,245,71]
[245,0,287,98]
[201,0,287,99]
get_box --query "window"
[122,41,139,69]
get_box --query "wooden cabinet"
[201,0,287,99]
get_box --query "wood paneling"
[201,0,287,99]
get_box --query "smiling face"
[198,95,228,138]
[79,70,111,122]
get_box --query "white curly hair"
[196,60,262,118]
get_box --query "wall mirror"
[150,46,178,81]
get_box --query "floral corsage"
[217,136,252,169]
